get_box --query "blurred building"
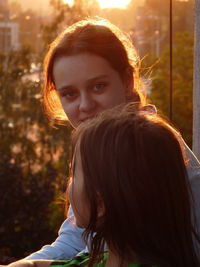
[0,0,20,53]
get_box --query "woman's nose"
[79,92,95,113]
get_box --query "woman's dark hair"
[43,18,146,122]
[71,105,200,267]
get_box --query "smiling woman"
[63,0,131,9]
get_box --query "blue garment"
[25,139,200,260]
[25,210,86,260]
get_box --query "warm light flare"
[97,0,131,9]
[63,0,74,6]
[63,0,131,9]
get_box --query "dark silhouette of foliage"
[0,160,64,263]
[143,32,193,147]
[0,45,70,264]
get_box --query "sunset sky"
[8,0,138,14]
[63,0,131,9]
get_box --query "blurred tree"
[0,44,71,263]
[173,0,194,33]
[0,161,60,262]
[144,32,194,146]
[8,1,22,14]
[145,0,193,24]
[145,0,170,16]
[137,0,194,57]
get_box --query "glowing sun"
[63,0,73,6]
[97,0,131,9]
[63,0,131,9]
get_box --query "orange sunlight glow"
[63,0,131,9]
[63,0,73,6]
[97,0,131,9]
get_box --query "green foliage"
[144,32,194,146]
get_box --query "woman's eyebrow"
[57,85,75,92]
[86,75,109,85]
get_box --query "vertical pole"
[193,0,200,160]
[169,0,173,121]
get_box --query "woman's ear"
[96,193,105,218]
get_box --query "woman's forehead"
[53,53,117,84]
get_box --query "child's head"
[69,105,198,266]
[43,18,146,126]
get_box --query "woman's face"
[53,53,132,128]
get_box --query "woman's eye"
[60,90,78,100]
[93,83,106,92]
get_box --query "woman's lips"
[80,115,96,123]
